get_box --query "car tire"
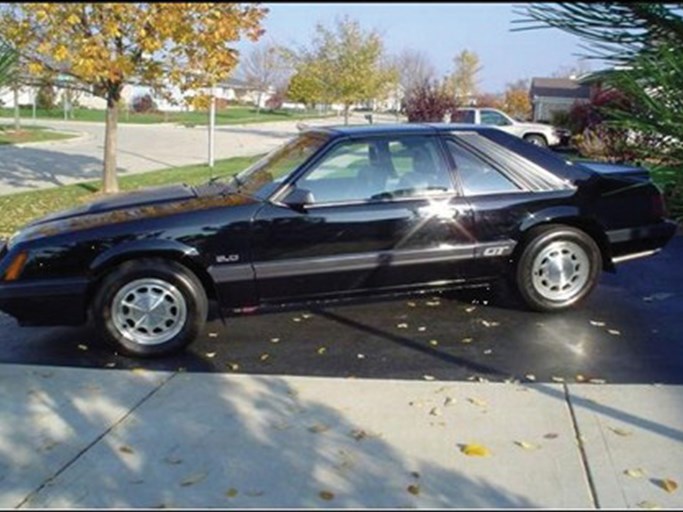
[92,258,208,358]
[515,225,601,312]
[524,134,548,147]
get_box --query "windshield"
[224,132,329,199]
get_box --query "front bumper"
[0,277,89,326]
[607,219,678,264]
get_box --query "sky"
[235,2,595,94]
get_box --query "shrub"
[265,89,285,111]
[403,80,458,122]
[131,94,158,113]
[36,82,56,110]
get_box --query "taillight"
[652,193,667,218]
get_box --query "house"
[529,77,592,122]
[1,76,272,112]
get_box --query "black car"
[0,124,677,357]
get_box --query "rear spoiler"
[577,161,651,182]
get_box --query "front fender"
[89,239,200,274]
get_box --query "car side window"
[298,136,454,204]
[480,110,512,126]
[445,139,521,196]
[452,110,475,123]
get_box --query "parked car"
[0,124,676,357]
[452,107,569,147]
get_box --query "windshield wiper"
[208,172,243,189]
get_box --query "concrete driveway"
[0,113,392,195]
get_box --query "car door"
[441,132,566,278]
[249,134,478,302]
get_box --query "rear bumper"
[607,220,678,264]
[0,277,89,326]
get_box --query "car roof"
[305,123,500,138]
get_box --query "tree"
[286,16,397,124]
[403,79,458,123]
[515,3,683,164]
[0,3,266,193]
[504,79,532,120]
[240,42,289,114]
[448,49,482,104]
[0,42,21,130]
[392,48,437,95]
[474,93,504,109]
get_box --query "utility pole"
[208,84,216,173]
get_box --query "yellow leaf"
[317,347,327,355]
[515,440,539,450]
[624,468,646,478]
[609,427,633,437]
[467,397,487,407]
[461,443,491,457]
[638,501,661,509]
[319,491,334,501]
[656,478,678,493]
[429,339,439,346]
[226,488,238,498]
[119,445,134,454]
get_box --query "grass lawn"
[0,106,333,126]
[0,155,259,237]
[0,124,77,145]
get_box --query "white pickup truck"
[453,108,567,147]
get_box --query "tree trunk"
[343,104,350,125]
[103,93,119,194]
[256,91,262,114]
[13,85,20,131]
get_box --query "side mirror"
[283,187,314,211]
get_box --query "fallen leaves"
[407,484,420,495]
[308,423,330,434]
[637,500,661,509]
[467,397,487,408]
[227,362,240,371]
[397,323,409,329]
[77,344,88,351]
[607,329,621,336]
[624,468,646,478]
[653,478,678,493]
[180,471,207,487]
[319,491,334,501]
[514,440,540,451]
[608,426,633,437]
[460,443,491,457]
[205,352,216,359]
[423,375,436,381]
[317,347,327,355]
[225,488,238,498]
[118,445,134,455]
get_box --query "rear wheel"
[515,225,601,312]
[93,258,208,358]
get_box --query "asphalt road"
[0,236,680,384]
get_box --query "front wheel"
[515,225,601,312]
[92,258,208,358]
[524,134,548,147]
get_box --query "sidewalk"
[1,364,681,508]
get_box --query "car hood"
[12,183,255,246]
[33,184,198,225]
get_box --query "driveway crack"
[15,370,178,509]
[563,383,599,508]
